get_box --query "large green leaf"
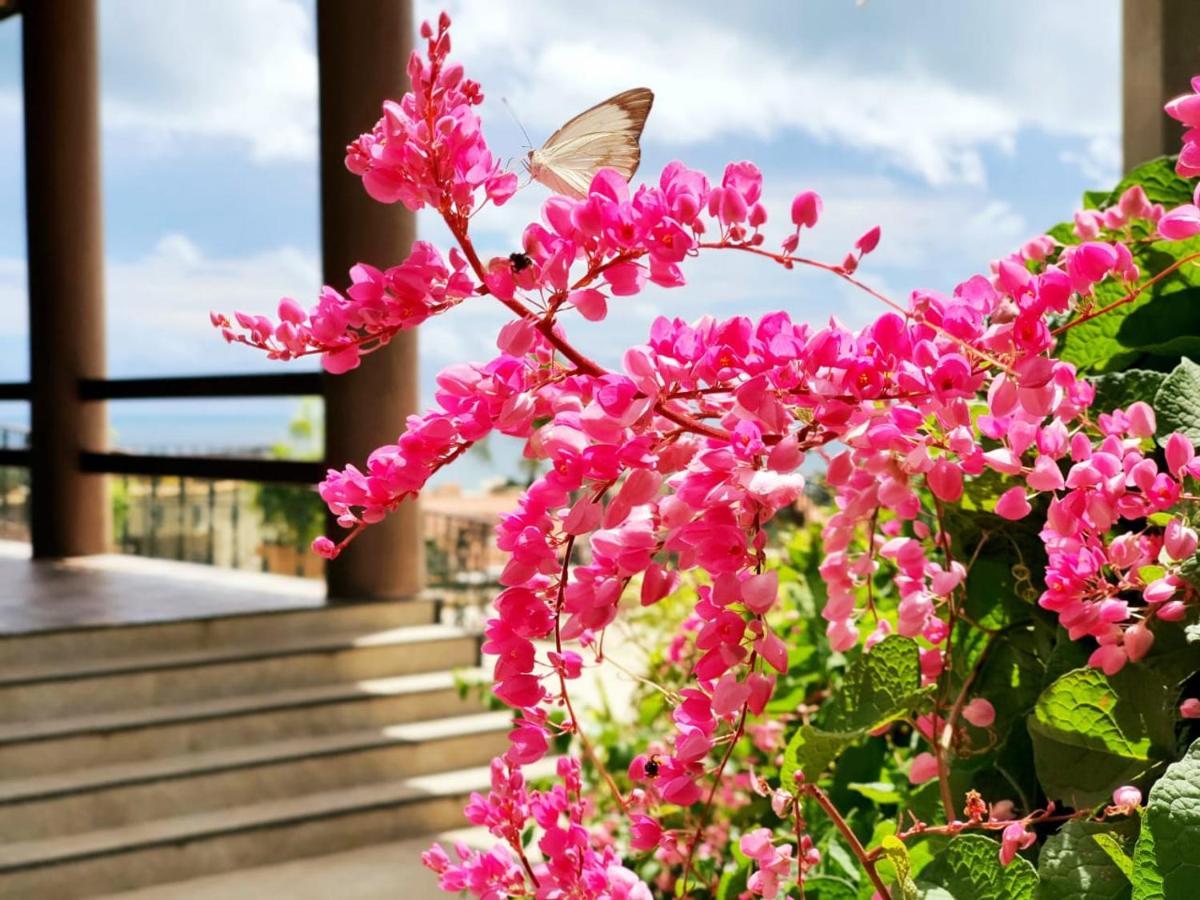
[1133,738,1200,899]
[1153,357,1200,444]
[1027,667,1175,807]
[1089,369,1169,416]
[802,876,860,900]
[921,834,1037,900]
[1131,810,1163,900]
[781,636,928,782]
[1118,290,1200,358]
[1059,239,1200,374]
[1103,157,1194,210]
[963,554,1033,631]
[1035,820,1137,899]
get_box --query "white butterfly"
[525,87,655,199]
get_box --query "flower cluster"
[422,757,650,898]
[1167,76,1200,178]
[221,11,1200,894]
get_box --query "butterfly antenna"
[501,96,534,151]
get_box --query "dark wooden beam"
[317,0,423,601]
[79,372,324,401]
[80,452,324,485]
[1124,0,1200,168]
[23,1,110,557]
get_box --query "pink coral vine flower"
[220,12,1200,897]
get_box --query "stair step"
[0,712,513,840]
[0,669,488,777]
[0,625,480,722]
[0,759,552,899]
[0,598,440,668]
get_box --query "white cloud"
[98,0,317,162]
[0,0,1116,184]
[422,0,1119,188]
[105,234,320,375]
[1059,135,1122,187]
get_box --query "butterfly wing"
[528,87,654,198]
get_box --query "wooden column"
[1124,0,1200,168]
[23,0,110,558]
[317,0,424,601]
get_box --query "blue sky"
[0,1,1120,478]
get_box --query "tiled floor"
[0,541,323,634]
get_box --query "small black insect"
[644,755,661,777]
[509,251,533,272]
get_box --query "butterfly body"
[525,87,654,199]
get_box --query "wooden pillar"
[23,0,110,558]
[317,0,424,601]
[1123,0,1200,168]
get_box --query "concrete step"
[0,669,488,777]
[0,759,554,900]
[92,828,494,900]
[0,712,513,840]
[0,625,480,722]
[0,599,440,668]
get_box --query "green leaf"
[782,636,928,782]
[922,834,1037,900]
[1089,370,1169,416]
[1154,357,1200,444]
[964,554,1033,631]
[1028,667,1175,807]
[715,860,750,900]
[802,875,860,900]
[848,781,902,804]
[1131,809,1163,900]
[1093,833,1135,881]
[1035,820,1136,899]
[915,888,958,900]
[1135,738,1200,899]
[1104,157,1194,210]
[878,836,920,900]
[1118,288,1200,358]
[1059,238,1200,374]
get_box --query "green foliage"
[1153,357,1200,443]
[577,153,1200,897]
[1052,157,1200,375]
[1028,667,1175,807]
[1058,236,1200,373]
[1104,156,1194,209]
[1131,738,1200,898]
[782,636,929,783]
[921,834,1038,899]
[1089,369,1168,416]
[1035,820,1137,900]
[877,835,920,899]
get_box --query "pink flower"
[908,752,939,784]
[927,459,964,502]
[628,815,662,851]
[1180,698,1200,718]
[1111,785,1142,812]
[741,570,779,615]
[999,822,1036,866]
[994,487,1032,520]
[855,226,882,255]
[1158,204,1200,240]
[962,697,996,728]
[790,191,822,229]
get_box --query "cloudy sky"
[0,1,1121,471]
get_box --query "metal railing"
[0,373,323,483]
